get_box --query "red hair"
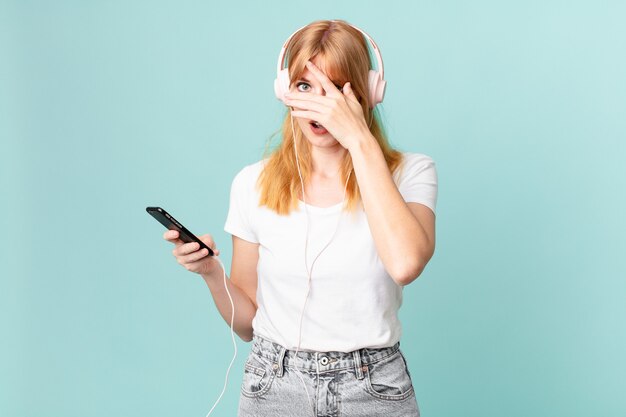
[258,20,403,215]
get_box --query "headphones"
[274,20,386,108]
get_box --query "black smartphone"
[146,206,215,256]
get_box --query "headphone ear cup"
[275,68,291,103]
[368,69,386,108]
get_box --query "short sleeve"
[395,153,438,214]
[224,166,259,243]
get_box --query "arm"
[201,235,259,342]
[165,230,258,341]
[348,132,436,286]
[283,60,436,286]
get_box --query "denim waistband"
[249,333,401,376]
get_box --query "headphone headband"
[276,20,385,79]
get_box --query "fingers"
[162,229,220,275]
[283,97,328,114]
[284,92,333,105]
[198,234,221,256]
[163,230,177,239]
[173,241,202,257]
[165,230,220,271]
[198,234,216,248]
[177,247,211,265]
[343,82,357,100]
[306,61,342,96]
[172,234,219,255]
[290,110,320,120]
[172,241,210,266]
[164,232,184,247]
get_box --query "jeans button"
[319,356,329,366]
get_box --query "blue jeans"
[238,334,420,416]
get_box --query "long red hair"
[258,20,403,215]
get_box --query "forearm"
[201,269,256,342]
[348,132,431,285]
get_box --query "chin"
[304,134,341,148]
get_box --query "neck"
[310,144,348,179]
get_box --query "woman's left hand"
[284,61,370,150]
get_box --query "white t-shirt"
[224,152,438,352]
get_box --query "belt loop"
[353,349,365,380]
[275,346,286,378]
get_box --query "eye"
[296,82,311,92]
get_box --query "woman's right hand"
[164,230,222,277]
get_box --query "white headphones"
[274,20,387,108]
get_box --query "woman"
[164,19,437,417]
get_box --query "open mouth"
[310,121,323,129]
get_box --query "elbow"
[390,259,426,287]
[392,243,435,286]
[238,331,253,343]
[236,326,254,343]
[235,302,257,343]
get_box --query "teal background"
[1,0,625,416]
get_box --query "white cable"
[291,113,350,417]
[290,114,315,415]
[203,114,351,417]
[203,256,237,417]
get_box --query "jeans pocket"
[240,353,276,398]
[363,350,415,401]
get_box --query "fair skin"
[164,55,435,342]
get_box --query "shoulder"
[235,158,266,178]
[393,152,438,212]
[394,152,437,182]
[401,152,436,167]
[232,158,268,188]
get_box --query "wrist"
[346,128,377,154]
[201,269,221,284]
